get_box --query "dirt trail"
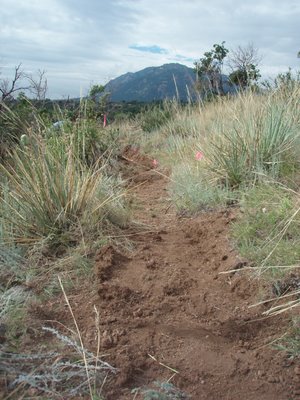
[14,148,299,399]
[88,150,298,399]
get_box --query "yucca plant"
[202,90,300,188]
[0,130,128,244]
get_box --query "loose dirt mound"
[4,148,299,399]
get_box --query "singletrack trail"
[22,147,298,399]
[88,148,297,399]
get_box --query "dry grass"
[0,277,117,399]
[0,129,129,245]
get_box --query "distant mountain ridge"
[104,63,236,102]
[104,63,196,102]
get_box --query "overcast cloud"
[1,0,299,98]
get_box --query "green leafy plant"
[194,41,229,96]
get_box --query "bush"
[137,103,172,132]
[46,117,121,167]
[169,163,235,213]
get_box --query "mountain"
[104,63,236,103]
[104,63,197,102]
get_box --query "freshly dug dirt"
[4,148,299,399]
[78,150,299,399]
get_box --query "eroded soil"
[2,147,300,399]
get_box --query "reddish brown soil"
[4,147,300,399]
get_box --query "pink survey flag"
[103,114,107,127]
[152,159,158,167]
[195,151,204,161]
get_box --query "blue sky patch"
[129,44,169,54]
[174,54,195,62]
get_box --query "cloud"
[0,0,299,98]
[129,44,168,54]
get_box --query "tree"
[86,84,108,120]
[0,63,29,102]
[0,64,49,103]
[228,43,261,89]
[194,41,229,95]
[26,69,48,101]
[89,84,105,101]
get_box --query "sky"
[1,0,299,99]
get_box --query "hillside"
[104,63,236,102]
[105,63,196,102]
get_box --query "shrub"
[137,103,172,132]
[169,163,235,213]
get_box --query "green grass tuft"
[231,183,300,275]
[169,163,236,213]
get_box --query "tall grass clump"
[201,87,300,188]
[155,83,300,215]
[1,98,122,167]
[0,222,30,346]
[51,100,121,166]
[231,183,300,274]
[0,117,129,245]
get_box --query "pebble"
[102,330,113,349]
[146,259,156,268]
[257,370,265,378]
[294,366,300,375]
[106,316,117,324]
[267,376,279,383]
[133,309,143,317]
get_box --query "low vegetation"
[1,67,300,397]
